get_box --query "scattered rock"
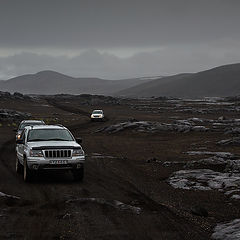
[91,153,117,159]
[218,116,226,121]
[217,137,240,146]
[97,121,208,134]
[62,213,72,219]
[168,169,240,199]
[0,109,31,120]
[212,219,240,240]
[192,126,209,132]
[225,160,240,173]
[0,91,11,98]
[48,94,121,106]
[185,156,227,169]
[224,127,240,135]
[187,117,204,123]
[146,157,158,163]
[185,151,235,159]
[13,92,24,99]
[162,161,184,167]
[0,191,20,199]
[190,205,208,217]
[0,91,31,100]
[66,198,141,214]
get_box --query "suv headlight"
[72,148,84,156]
[30,149,43,157]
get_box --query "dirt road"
[1,96,239,239]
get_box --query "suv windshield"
[19,122,44,130]
[92,110,103,114]
[27,129,74,142]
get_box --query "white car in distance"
[90,110,104,121]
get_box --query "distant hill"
[0,71,152,95]
[116,63,240,98]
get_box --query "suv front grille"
[44,149,72,158]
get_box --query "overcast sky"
[0,0,240,79]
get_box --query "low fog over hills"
[0,63,240,98]
[0,71,151,95]
[116,63,240,98]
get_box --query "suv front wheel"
[23,158,33,182]
[16,157,23,174]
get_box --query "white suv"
[91,110,104,121]
[16,125,85,182]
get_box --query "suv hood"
[27,141,81,150]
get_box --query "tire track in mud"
[47,99,90,117]
[86,156,210,240]
[0,138,16,176]
[47,99,111,132]
[0,99,209,239]
[45,98,211,239]
[0,137,55,203]
[0,137,78,239]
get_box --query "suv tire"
[23,158,33,182]
[16,157,23,174]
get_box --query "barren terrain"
[1,93,240,240]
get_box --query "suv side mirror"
[16,139,24,144]
[76,138,82,144]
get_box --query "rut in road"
[0,135,211,239]
[0,101,211,239]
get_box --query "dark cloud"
[0,0,240,78]
[0,0,240,48]
[1,44,240,79]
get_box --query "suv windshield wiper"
[44,138,71,141]
[28,138,71,142]
[28,139,47,142]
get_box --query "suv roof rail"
[56,124,65,128]
[26,124,46,129]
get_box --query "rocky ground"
[0,92,240,239]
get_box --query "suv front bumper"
[27,156,85,170]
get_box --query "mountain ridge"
[116,63,240,98]
[0,70,152,95]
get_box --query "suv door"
[16,129,27,164]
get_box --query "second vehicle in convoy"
[16,120,45,140]
[16,125,85,182]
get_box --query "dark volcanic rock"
[13,92,24,99]
[49,94,121,106]
[97,120,208,134]
[217,137,240,146]
[0,91,11,98]
[0,91,31,100]
[146,157,157,163]
[212,219,240,240]
[0,109,31,120]
[224,127,240,134]
[190,205,208,217]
